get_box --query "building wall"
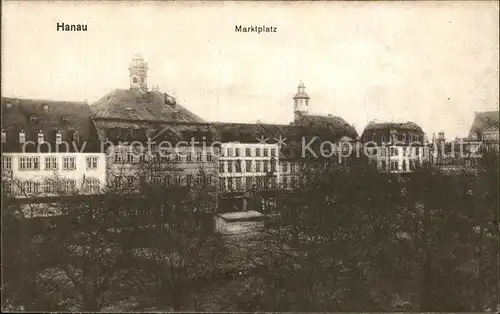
[218,143,280,191]
[366,145,427,173]
[105,144,218,190]
[1,152,107,197]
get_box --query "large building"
[1,98,106,200]
[90,54,358,211]
[360,121,428,173]
[2,54,358,213]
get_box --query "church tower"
[129,53,148,91]
[293,81,310,122]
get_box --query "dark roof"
[468,110,499,136]
[1,97,99,152]
[362,121,424,134]
[91,89,205,123]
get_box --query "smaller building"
[1,97,106,199]
[214,210,268,235]
[361,121,428,173]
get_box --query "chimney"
[152,85,159,92]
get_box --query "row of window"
[363,133,424,143]
[3,178,100,195]
[380,160,418,172]
[113,174,214,189]
[367,147,422,157]
[1,130,79,144]
[219,160,279,173]
[1,156,99,171]
[113,151,213,164]
[219,176,278,191]
[221,147,278,158]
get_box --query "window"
[43,180,57,194]
[390,147,398,157]
[186,175,193,186]
[219,161,225,173]
[19,157,40,171]
[403,160,407,171]
[175,154,182,162]
[1,130,6,143]
[114,152,123,163]
[62,156,76,170]
[43,104,49,112]
[196,152,203,162]
[126,152,135,163]
[263,161,269,172]
[283,176,288,188]
[83,178,100,193]
[256,148,261,157]
[219,177,226,190]
[56,131,62,144]
[416,148,420,156]
[45,156,58,170]
[19,131,26,144]
[245,148,251,157]
[390,161,399,171]
[174,176,182,186]
[381,160,387,170]
[235,148,240,157]
[63,179,76,194]
[85,156,97,170]
[263,148,269,157]
[206,174,213,186]
[21,181,40,195]
[282,162,288,173]
[245,160,252,172]
[139,154,146,163]
[206,152,213,162]
[256,161,261,172]
[227,177,234,190]
[186,153,193,162]
[271,148,276,156]
[227,148,233,157]
[133,77,138,83]
[235,177,242,190]
[271,161,276,172]
[245,177,253,189]
[235,160,242,172]
[2,156,12,170]
[227,161,233,173]
[195,175,203,186]
[30,116,37,124]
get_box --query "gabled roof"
[1,97,99,152]
[90,89,205,123]
[468,110,499,136]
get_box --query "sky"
[2,1,499,139]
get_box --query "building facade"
[1,98,106,199]
[361,121,429,173]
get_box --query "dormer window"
[42,104,49,112]
[30,116,37,123]
[38,130,44,143]
[1,130,6,143]
[19,130,26,144]
[56,130,62,144]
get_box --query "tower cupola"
[129,53,148,91]
[293,81,310,121]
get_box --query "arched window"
[132,77,138,84]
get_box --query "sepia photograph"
[1,0,499,312]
